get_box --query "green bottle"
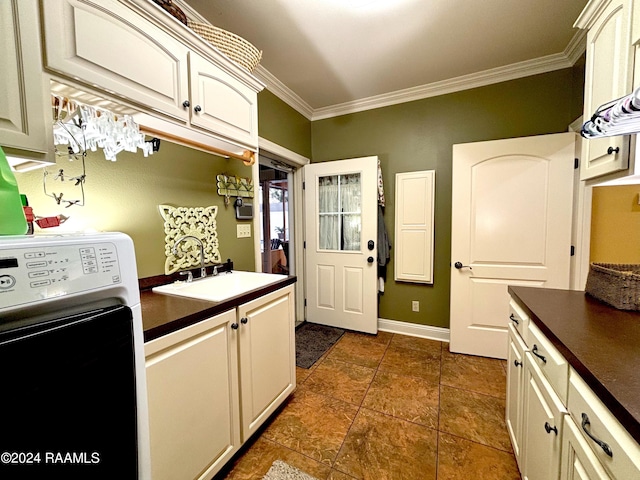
[0,146,28,235]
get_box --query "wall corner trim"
[378,318,450,343]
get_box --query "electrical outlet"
[412,301,419,312]
[237,224,251,238]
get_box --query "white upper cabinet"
[576,0,634,180]
[189,51,258,148]
[0,0,51,160]
[41,0,262,151]
[42,0,191,124]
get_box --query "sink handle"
[180,271,193,283]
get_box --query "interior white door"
[450,133,575,359]
[304,157,378,334]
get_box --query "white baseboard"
[378,318,450,343]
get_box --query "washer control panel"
[0,242,122,309]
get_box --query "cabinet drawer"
[508,299,529,342]
[527,321,569,404]
[561,415,612,480]
[568,370,640,480]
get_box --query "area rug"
[295,322,344,369]
[263,460,320,480]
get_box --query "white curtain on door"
[318,174,361,251]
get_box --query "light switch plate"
[237,224,251,238]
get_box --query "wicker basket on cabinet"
[585,263,640,311]
[187,20,262,73]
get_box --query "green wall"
[15,141,254,278]
[258,89,312,158]
[12,90,310,280]
[311,68,584,328]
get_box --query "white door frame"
[255,137,309,323]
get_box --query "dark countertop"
[142,275,296,342]
[508,286,640,444]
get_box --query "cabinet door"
[0,0,49,153]
[237,285,295,440]
[580,0,633,180]
[522,352,567,480]
[145,310,240,480]
[561,416,612,480]
[506,325,527,470]
[42,0,190,124]
[189,51,258,148]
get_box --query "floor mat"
[295,322,344,369]
[263,460,320,480]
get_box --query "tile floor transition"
[217,331,521,480]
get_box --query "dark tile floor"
[220,331,521,480]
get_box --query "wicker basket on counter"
[187,20,262,72]
[585,263,640,310]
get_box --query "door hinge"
[302,181,305,190]
[303,241,306,249]
[571,245,575,256]
[304,298,307,307]
[574,158,579,169]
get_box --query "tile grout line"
[325,332,395,478]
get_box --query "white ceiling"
[184,0,588,119]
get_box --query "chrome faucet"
[173,235,207,279]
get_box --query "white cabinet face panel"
[0,0,49,154]
[394,170,435,284]
[42,0,190,123]
[238,286,295,440]
[506,325,527,469]
[145,310,239,480]
[580,0,633,180]
[189,52,257,147]
[522,352,567,480]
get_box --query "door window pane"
[318,173,362,251]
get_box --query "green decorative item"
[0,146,28,235]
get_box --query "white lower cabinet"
[506,324,527,468]
[507,294,640,480]
[145,285,295,480]
[238,286,296,439]
[522,352,567,480]
[145,310,239,480]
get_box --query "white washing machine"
[0,232,150,479]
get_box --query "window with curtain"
[318,173,361,251]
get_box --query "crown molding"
[259,39,587,121]
[565,29,588,65]
[573,0,611,29]
[312,52,575,120]
[253,66,314,120]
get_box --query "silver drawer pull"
[532,344,547,364]
[544,422,558,435]
[509,313,519,325]
[581,413,613,457]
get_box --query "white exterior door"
[304,157,378,334]
[450,133,575,359]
